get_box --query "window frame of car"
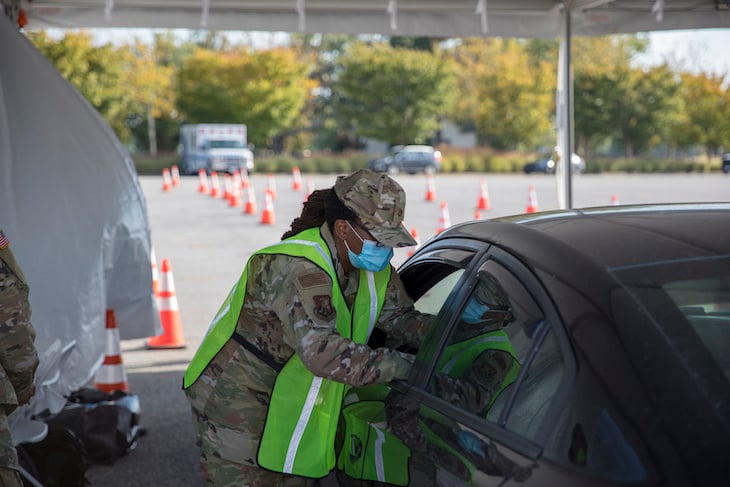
[396,240,576,459]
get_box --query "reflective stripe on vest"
[338,400,410,486]
[258,231,391,477]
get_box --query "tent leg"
[556,5,574,209]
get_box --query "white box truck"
[179,124,255,175]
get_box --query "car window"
[664,276,730,379]
[413,269,464,316]
[426,258,565,443]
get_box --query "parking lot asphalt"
[86,171,729,486]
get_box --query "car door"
[387,246,577,486]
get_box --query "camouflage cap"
[334,169,416,248]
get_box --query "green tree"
[446,38,554,150]
[121,41,176,155]
[573,36,678,157]
[176,47,311,148]
[332,42,456,145]
[672,72,730,157]
[618,65,679,156]
[289,33,356,151]
[27,30,133,142]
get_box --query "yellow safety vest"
[183,227,391,478]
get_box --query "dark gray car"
[369,145,442,175]
[339,203,730,486]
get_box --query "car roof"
[399,145,434,152]
[438,203,730,272]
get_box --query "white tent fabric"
[0,15,160,416]
[18,0,730,38]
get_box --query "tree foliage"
[446,38,555,150]
[573,36,679,157]
[332,42,456,145]
[176,47,310,147]
[25,29,730,160]
[121,41,177,154]
[672,72,730,157]
[27,30,132,142]
[289,34,356,151]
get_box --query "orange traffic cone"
[210,172,221,198]
[292,166,302,191]
[526,185,539,213]
[477,178,491,211]
[198,169,209,194]
[425,174,437,202]
[474,210,482,220]
[436,202,451,234]
[304,178,315,202]
[233,171,244,196]
[223,173,233,202]
[407,227,420,257]
[171,165,180,187]
[611,194,619,205]
[240,171,250,190]
[260,192,276,225]
[244,185,257,215]
[267,173,278,200]
[147,259,186,349]
[161,168,172,192]
[229,180,242,208]
[94,309,129,393]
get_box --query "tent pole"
[556,5,574,209]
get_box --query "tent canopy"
[16,1,730,38]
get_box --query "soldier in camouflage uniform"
[184,169,433,486]
[0,229,40,486]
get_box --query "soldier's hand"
[16,384,36,406]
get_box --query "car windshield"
[209,140,244,149]
[613,256,730,381]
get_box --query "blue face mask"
[461,297,489,324]
[345,221,394,272]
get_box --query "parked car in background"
[339,203,730,486]
[524,152,585,174]
[722,152,730,173]
[368,145,442,175]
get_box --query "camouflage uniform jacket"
[0,231,39,414]
[186,223,433,467]
[0,229,39,470]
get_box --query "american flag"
[0,230,9,249]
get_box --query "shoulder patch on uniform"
[312,295,335,321]
[296,270,330,289]
[0,230,9,250]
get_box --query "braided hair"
[282,188,357,240]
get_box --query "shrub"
[132,152,179,175]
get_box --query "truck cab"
[179,124,255,175]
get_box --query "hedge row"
[133,151,722,176]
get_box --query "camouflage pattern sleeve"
[0,245,39,413]
[376,269,435,350]
[246,254,413,387]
